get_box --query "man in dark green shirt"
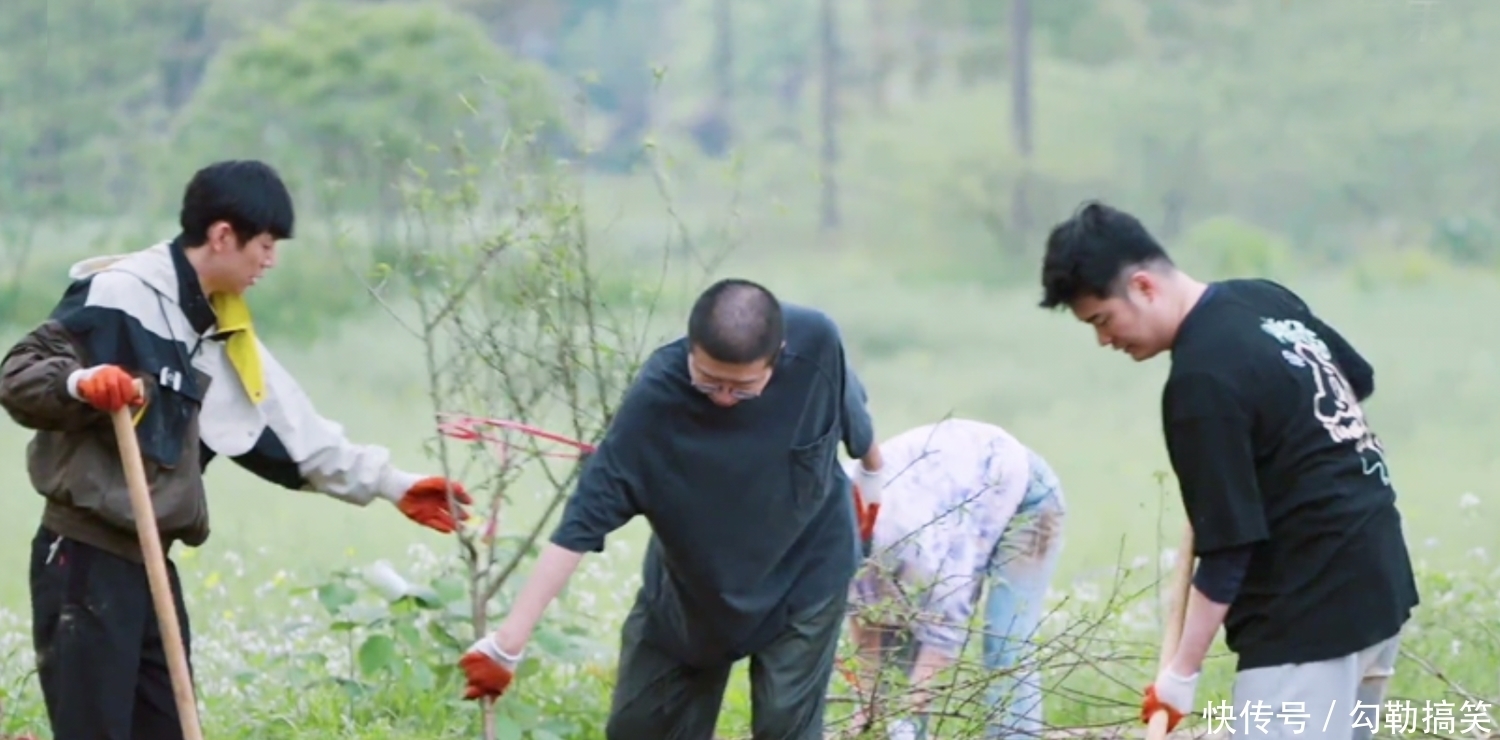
[457,278,886,738]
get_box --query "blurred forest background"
[1,0,1497,738]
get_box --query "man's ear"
[206,221,235,251]
[1127,270,1159,302]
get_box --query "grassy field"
[1,78,1498,737]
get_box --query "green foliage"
[1040,1,1135,66]
[1430,216,1500,268]
[286,560,612,739]
[1347,247,1458,294]
[555,0,662,113]
[173,0,565,213]
[1173,215,1293,280]
[0,0,194,215]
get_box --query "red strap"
[436,413,596,456]
[436,414,598,544]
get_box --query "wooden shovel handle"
[1147,522,1196,740]
[112,379,204,740]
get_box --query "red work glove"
[852,483,879,544]
[396,477,472,534]
[1140,680,1191,733]
[459,633,523,700]
[852,483,880,560]
[69,365,142,412]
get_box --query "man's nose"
[1095,328,1111,347]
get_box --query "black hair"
[687,278,785,365]
[179,160,296,247]
[1038,200,1174,309]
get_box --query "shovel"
[1146,522,1196,740]
[112,380,205,740]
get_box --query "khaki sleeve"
[0,320,98,432]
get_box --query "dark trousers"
[605,588,847,740]
[29,525,194,740]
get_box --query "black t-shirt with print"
[1162,278,1419,671]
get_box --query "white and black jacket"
[0,237,422,561]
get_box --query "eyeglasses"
[688,355,767,400]
[691,381,762,401]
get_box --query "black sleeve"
[840,356,875,460]
[549,410,645,554]
[1265,280,1374,401]
[1163,372,1270,555]
[1307,315,1374,402]
[1192,543,1254,604]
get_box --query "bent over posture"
[458,278,886,739]
[1038,201,1419,740]
[843,418,1065,740]
[0,160,470,740]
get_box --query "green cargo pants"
[604,588,847,739]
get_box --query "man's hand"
[854,461,884,507]
[852,482,878,554]
[1141,668,1199,732]
[852,462,883,556]
[396,477,472,534]
[68,365,142,413]
[459,631,525,700]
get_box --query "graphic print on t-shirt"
[1259,317,1390,485]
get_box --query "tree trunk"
[713,0,733,119]
[1009,0,1034,243]
[867,0,893,114]
[161,0,211,112]
[910,8,938,96]
[819,0,841,232]
[688,0,734,156]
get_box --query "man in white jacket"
[0,159,471,740]
[842,418,1066,739]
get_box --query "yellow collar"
[210,292,265,405]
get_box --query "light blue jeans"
[978,450,1066,738]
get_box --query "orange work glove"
[1140,682,1189,733]
[68,365,142,412]
[852,482,879,553]
[396,477,472,534]
[459,633,523,700]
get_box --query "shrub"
[1173,215,1295,281]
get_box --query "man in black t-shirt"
[454,278,888,739]
[1036,202,1419,740]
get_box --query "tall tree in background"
[160,0,213,111]
[909,4,940,96]
[688,0,735,157]
[818,0,841,232]
[0,0,189,213]
[867,0,894,113]
[714,0,733,127]
[1009,0,1033,241]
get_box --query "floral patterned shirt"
[844,418,1036,654]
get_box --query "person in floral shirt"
[843,417,1066,740]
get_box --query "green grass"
[2,79,1499,739]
